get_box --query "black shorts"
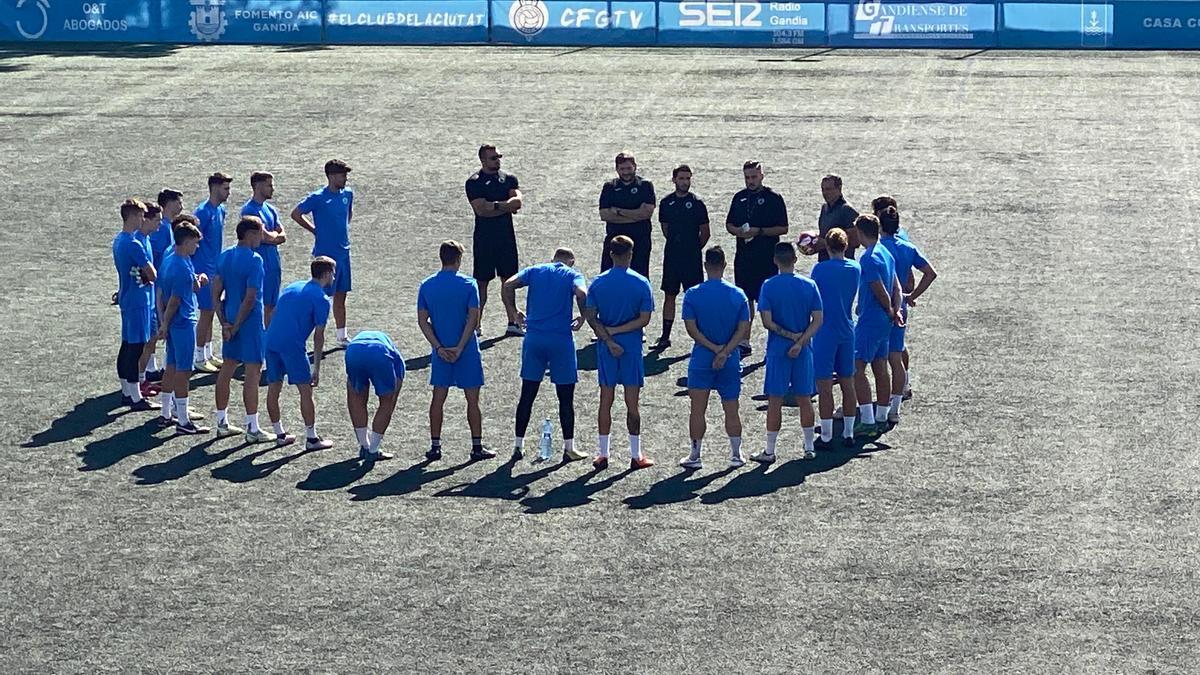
[661,245,702,295]
[733,255,773,302]
[473,228,519,282]
[601,226,652,278]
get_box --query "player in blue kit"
[810,228,861,448]
[345,330,406,462]
[150,189,184,271]
[135,202,165,396]
[264,257,337,451]
[724,161,789,359]
[877,205,937,424]
[465,144,525,337]
[211,216,271,444]
[241,171,287,326]
[753,242,823,463]
[157,216,209,434]
[502,247,590,463]
[291,159,354,348]
[598,152,656,277]
[113,199,159,412]
[191,172,231,374]
[417,240,491,462]
[681,246,751,469]
[653,164,710,350]
[852,214,904,437]
[583,235,656,471]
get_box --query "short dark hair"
[854,214,880,238]
[157,188,183,207]
[236,216,264,240]
[311,256,336,279]
[172,213,199,228]
[826,227,849,253]
[822,174,843,189]
[120,198,146,221]
[615,152,636,168]
[143,202,162,217]
[172,220,201,245]
[878,206,901,235]
[610,235,634,258]
[207,172,232,188]
[439,240,465,265]
[871,195,897,213]
[704,245,726,267]
[324,159,351,176]
[553,247,575,263]
[478,144,498,159]
[743,160,761,171]
[774,241,797,261]
[672,164,692,179]
[250,171,273,187]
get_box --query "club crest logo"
[757,197,765,205]
[189,0,227,42]
[509,0,548,40]
[685,201,693,209]
[631,186,638,194]
[16,0,50,40]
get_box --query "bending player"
[810,227,861,447]
[345,331,406,462]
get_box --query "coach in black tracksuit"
[725,160,789,358]
[598,152,655,278]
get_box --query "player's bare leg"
[682,389,709,468]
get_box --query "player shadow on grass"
[132,437,252,486]
[699,438,892,506]
[519,466,635,514]
[296,456,379,492]
[210,444,320,484]
[348,458,473,501]
[24,391,129,448]
[623,466,737,510]
[77,417,175,471]
[576,342,688,377]
[434,453,568,501]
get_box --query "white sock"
[689,438,702,461]
[273,421,285,435]
[174,397,188,424]
[820,419,833,442]
[205,342,214,360]
[337,327,348,340]
[161,392,174,419]
[369,431,383,452]
[138,371,146,384]
[729,436,742,457]
[889,395,903,417]
[904,371,911,390]
[129,385,143,404]
[765,431,778,455]
[216,409,228,425]
[514,437,525,450]
[246,413,260,433]
[119,381,132,397]
[146,354,159,373]
[859,404,876,425]
[305,425,318,440]
[598,435,611,458]
[354,427,369,448]
[803,427,815,452]
[875,404,890,422]
[629,435,641,460]
[843,416,856,438]
[194,346,205,364]
[563,438,575,452]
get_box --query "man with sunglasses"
[465,144,524,337]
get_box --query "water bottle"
[537,418,553,461]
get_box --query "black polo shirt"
[726,186,788,262]
[817,196,859,261]
[658,191,709,254]
[599,176,655,234]
[466,169,519,232]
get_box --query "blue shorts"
[120,303,152,344]
[317,251,352,294]
[813,331,855,380]
[346,344,405,396]
[148,304,159,337]
[889,306,908,353]
[263,267,282,307]
[165,323,196,370]
[264,344,312,386]
[223,323,265,364]
[196,283,214,311]
[855,323,890,363]
[763,351,815,398]
[687,361,741,401]
[597,341,644,388]
[521,332,577,385]
[430,347,484,390]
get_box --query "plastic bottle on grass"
[538,418,553,461]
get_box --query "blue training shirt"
[757,272,823,359]
[216,245,265,327]
[811,258,861,341]
[241,198,282,275]
[585,266,654,349]
[682,278,750,369]
[266,280,331,351]
[296,186,353,256]
[880,234,928,290]
[159,252,198,330]
[192,200,226,275]
[416,270,481,351]
[349,330,406,377]
[518,262,586,336]
[149,218,174,270]
[113,230,154,321]
[857,243,897,329]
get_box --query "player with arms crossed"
[292,159,354,347]
[598,152,656,278]
[877,204,937,424]
[192,172,232,373]
[584,235,656,471]
[725,161,789,358]
[810,227,861,448]
[135,202,164,397]
[652,164,710,350]
[344,331,406,462]
[465,144,524,337]
[241,171,287,326]
[852,214,904,437]
[113,199,159,412]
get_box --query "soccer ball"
[797,230,819,255]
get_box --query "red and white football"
[797,230,820,255]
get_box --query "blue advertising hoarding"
[1114,1,1200,48]
[0,0,154,42]
[160,0,322,44]
[827,0,996,47]
[324,0,487,43]
[658,1,825,46]
[999,2,1112,48]
[490,0,656,45]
